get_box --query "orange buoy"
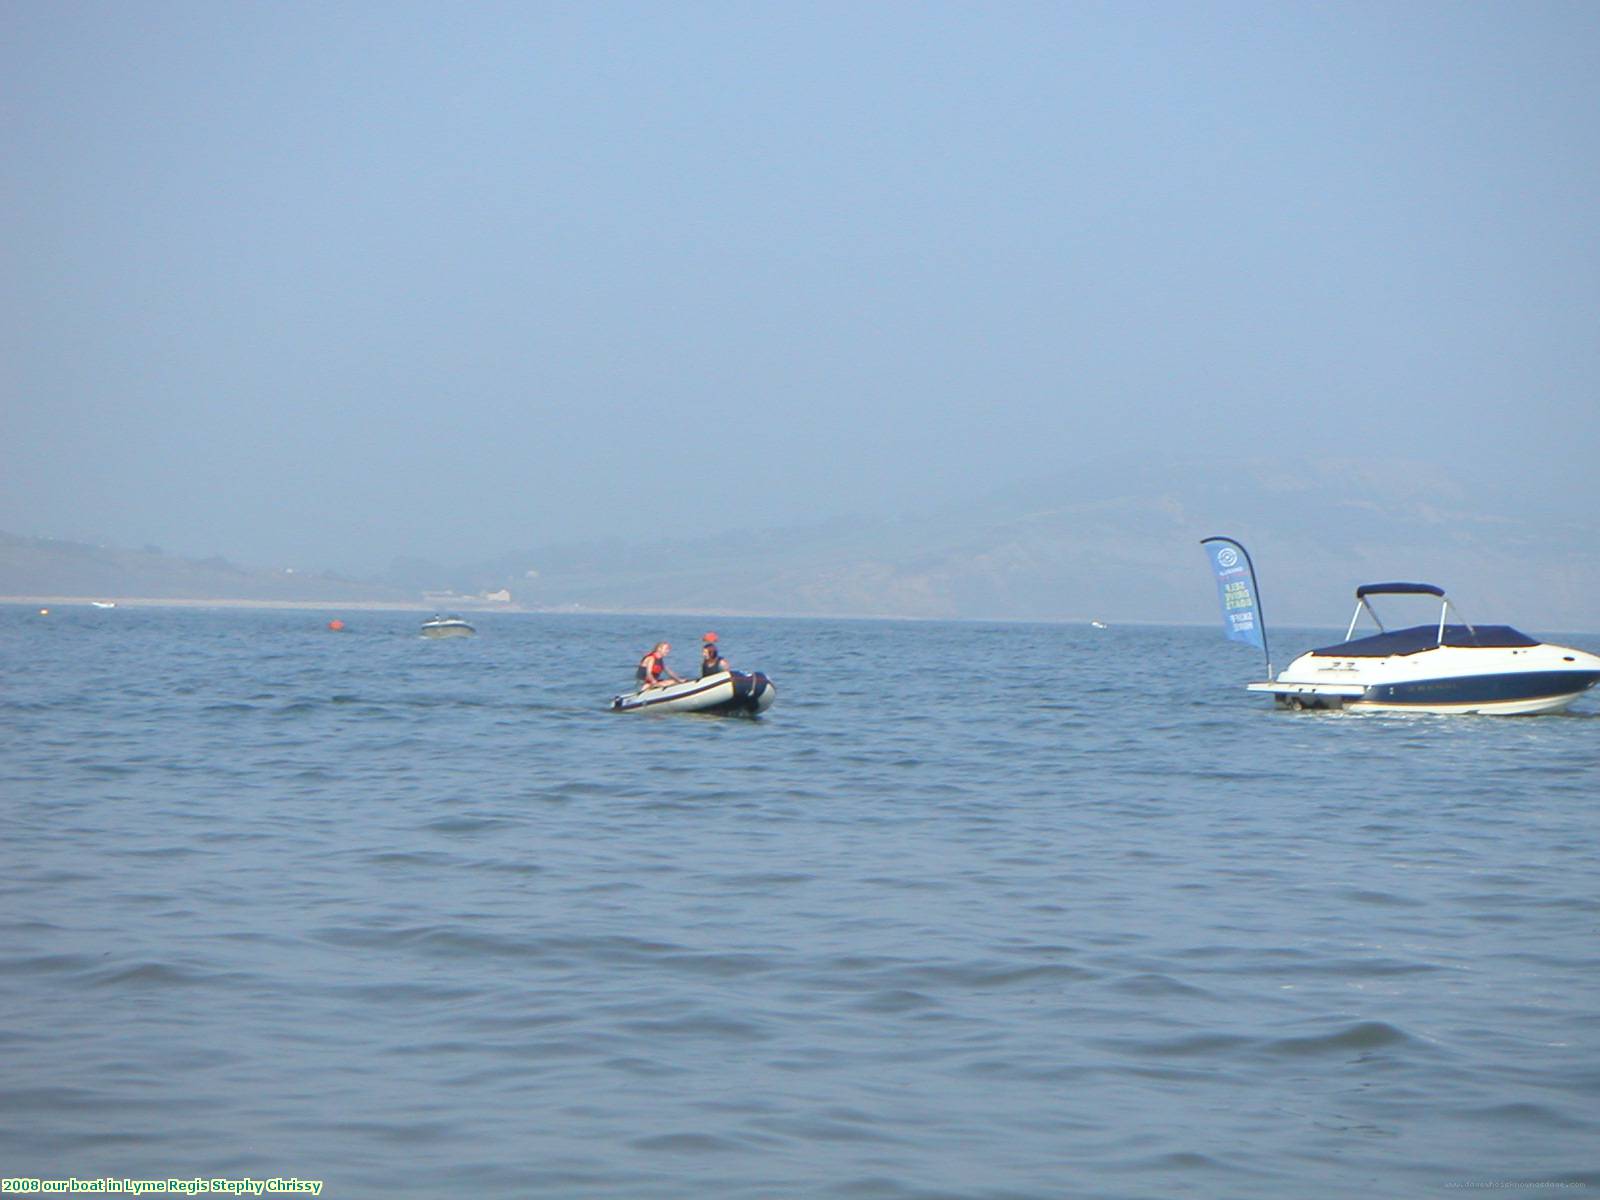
[328,619,345,632]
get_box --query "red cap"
[702,632,718,644]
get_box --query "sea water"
[2,605,1597,1199]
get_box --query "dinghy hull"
[611,671,776,715]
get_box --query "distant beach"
[1,595,465,613]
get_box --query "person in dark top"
[637,642,683,689]
[699,632,729,678]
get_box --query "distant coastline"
[7,595,1597,638]
[1,595,451,613]
[0,593,1206,627]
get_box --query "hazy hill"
[6,457,1595,631]
[458,457,1599,631]
[0,533,414,605]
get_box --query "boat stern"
[1246,679,1367,710]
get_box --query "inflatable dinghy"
[611,670,776,715]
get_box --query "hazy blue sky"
[4,1,1597,573]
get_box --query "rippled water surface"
[3,605,1598,1198]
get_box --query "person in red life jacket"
[636,642,684,689]
[699,632,730,678]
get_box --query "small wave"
[1125,1150,1229,1172]
[480,859,544,875]
[365,850,458,867]
[0,1086,124,1114]
[1455,1102,1597,1131]
[1093,1031,1254,1059]
[76,762,135,777]
[86,961,247,990]
[316,925,547,960]
[1,953,101,977]
[658,951,779,979]
[1109,972,1215,998]
[117,845,198,860]
[629,1131,749,1153]
[332,982,482,1005]
[1263,1020,1414,1057]
[1332,886,1428,908]
[288,1118,454,1144]
[852,988,940,1014]
[620,1014,771,1041]
[13,869,98,884]
[601,1055,692,1078]
[422,815,519,834]
[749,1108,905,1145]
[902,961,1097,989]
[818,1174,947,1199]
[957,1057,1092,1083]
[859,875,946,891]
[717,871,815,888]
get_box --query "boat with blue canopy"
[1246,582,1600,714]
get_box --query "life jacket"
[700,650,726,679]
[637,651,664,683]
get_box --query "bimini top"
[1355,582,1446,598]
[1311,624,1541,658]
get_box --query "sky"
[3,1,1598,575]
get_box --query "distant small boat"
[91,601,117,609]
[420,615,475,638]
[611,670,776,715]
[1090,620,1107,629]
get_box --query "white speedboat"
[1248,583,1600,715]
[611,670,776,715]
[420,615,476,638]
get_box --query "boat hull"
[1357,670,1600,714]
[1249,645,1600,715]
[1252,677,1600,715]
[611,671,776,715]
[421,621,475,638]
